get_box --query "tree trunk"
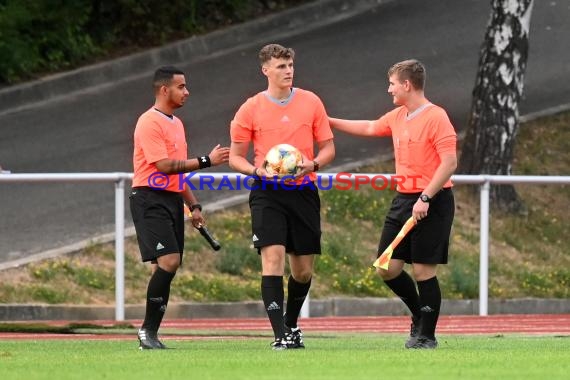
[458,0,534,213]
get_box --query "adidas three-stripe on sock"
[417,276,441,339]
[261,275,285,339]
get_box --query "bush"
[0,0,97,83]
[0,0,309,84]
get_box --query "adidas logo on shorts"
[266,301,280,311]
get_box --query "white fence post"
[300,292,310,318]
[114,178,126,321]
[479,180,490,316]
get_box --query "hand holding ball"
[263,144,303,177]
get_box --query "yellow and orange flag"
[372,216,417,270]
[183,204,192,219]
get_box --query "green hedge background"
[0,0,308,85]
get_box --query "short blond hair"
[388,59,426,90]
[258,44,295,66]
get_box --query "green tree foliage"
[0,0,307,84]
[0,0,97,83]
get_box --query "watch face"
[420,194,430,202]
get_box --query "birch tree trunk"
[458,0,534,213]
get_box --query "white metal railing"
[1,172,569,320]
[0,172,132,320]
[446,174,570,315]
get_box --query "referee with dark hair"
[130,66,229,349]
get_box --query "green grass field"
[1,334,569,380]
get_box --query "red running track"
[1,315,568,340]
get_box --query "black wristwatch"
[419,194,431,203]
[190,203,202,212]
[313,160,320,172]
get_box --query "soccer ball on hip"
[263,144,303,177]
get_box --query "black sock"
[417,276,441,339]
[261,275,285,340]
[141,266,175,332]
[285,275,311,328]
[383,271,421,321]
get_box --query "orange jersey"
[371,104,456,193]
[132,108,188,192]
[230,88,333,182]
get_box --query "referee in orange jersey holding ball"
[330,60,457,349]
[230,44,335,350]
[131,66,229,349]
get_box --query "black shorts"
[129,187,185,263]
[378,188,455,264]
[249,181,321,255]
